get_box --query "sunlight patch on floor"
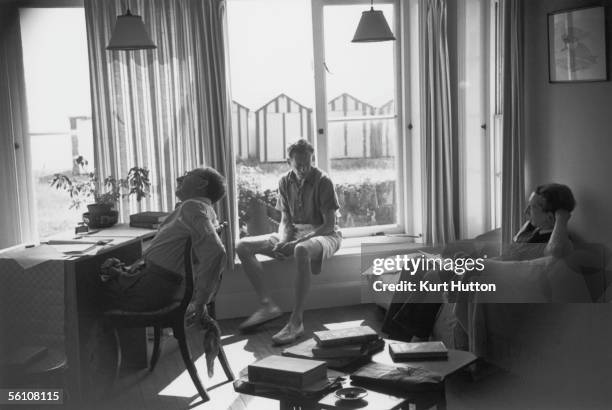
[159,338,255,398]
[322,319,364,330]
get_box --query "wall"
[524,0,612,245]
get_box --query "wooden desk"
[0,225,156,405]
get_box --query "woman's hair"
[194,167,226,204]
[287,138,314,158]
[535,183,575,213]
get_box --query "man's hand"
[272,241,297,259]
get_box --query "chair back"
[179,237,194,311]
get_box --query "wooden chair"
[103,238,234,402]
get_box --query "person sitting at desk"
[100,166,227,329]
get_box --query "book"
[312,337,385,359]
[129,221,160,229]
[313,325,379,347]
[282,338,377,369]
[248,355,327,389]
[129,211,169,224]
[388,341,448,361]
[350,362,444,392]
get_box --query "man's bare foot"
[238,302,282,331]
[271,322,304,345]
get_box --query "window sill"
[233,234,421,265]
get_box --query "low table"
[234,339,477,410]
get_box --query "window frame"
[311,0,407,238]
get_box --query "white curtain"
[419,0,458,245]
[500,0,524,244]
[0,6,36,249]
[84,0,236,262]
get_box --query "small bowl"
[335,387,368,401]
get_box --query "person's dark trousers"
[101,261,184,312]
[382,302,441,340]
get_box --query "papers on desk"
[0,245,66,270]
[45,239,114,256]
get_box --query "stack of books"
[388,341,448,361]
[129,211,169,229]
[283,325,384,369]
[247,355,327,389]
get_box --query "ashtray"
[335,387,368,401]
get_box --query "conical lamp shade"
[107,10,156,50]
[352,8,396,43]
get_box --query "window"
[457,0,501,237]
[20,7,93,238]
[227,0,403,238]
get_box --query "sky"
[226,0,396,111]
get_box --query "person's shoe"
[271,323,304,345]
[238,304,283,331]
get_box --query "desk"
[0,225,156,404]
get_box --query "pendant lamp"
[352,0,396,43]
[107,3,156,51]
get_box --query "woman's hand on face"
[554,209,571,225]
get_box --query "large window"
[20,7,93,238]
[227,0,402,238]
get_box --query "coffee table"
[234,339,477,410]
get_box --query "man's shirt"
[275,167,340,232]
[143,197,226,305]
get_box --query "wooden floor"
[91,304,386,410]
[90,303,611,410]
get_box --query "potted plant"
[50,156,151,228]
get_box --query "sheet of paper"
[0,245,67,269]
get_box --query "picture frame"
[548,6,608,83]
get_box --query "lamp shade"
[106,10,156,50]
[352,8,396,43]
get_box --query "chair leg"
[173,324,209,402]
[150,326,162,372]
[111,327,122,385]
[217,345,235,381]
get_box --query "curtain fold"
[500,0,524,245]
[84,0,236,265]
[419,0,457,245]
[0,6,36,249]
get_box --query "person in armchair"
[383,183,576,341]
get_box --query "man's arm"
[179,201,226,308]
[277,210,294,243]
[544,209,573,257]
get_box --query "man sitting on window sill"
[236,139,343,345]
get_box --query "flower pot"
[87,203,113,214]
[83,210,119,229]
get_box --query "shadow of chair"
[102,237,234,402]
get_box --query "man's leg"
[235,235,283,330]
[272,239,324,344]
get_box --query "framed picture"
[548,6,608,83]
